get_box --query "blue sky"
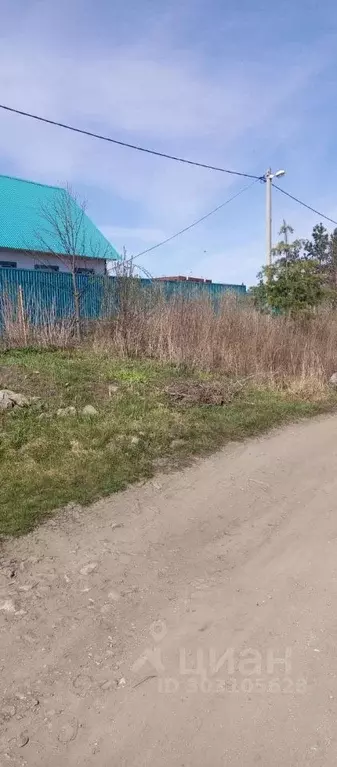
[1,0,337,285]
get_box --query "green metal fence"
[0,268,246,325]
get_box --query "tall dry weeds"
[1,287,337,388]
[0,292,75,349]
[93,291,337,389]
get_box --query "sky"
[1,0,337,286]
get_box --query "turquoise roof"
[0,174,119,260]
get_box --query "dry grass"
[2,288,337,390]
[0,292,75,348]
[93,293,337,392]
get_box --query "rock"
[170,438,187,449]
[329,373,337,387]
[10,392,30,407]
[80,562,98,576]
[57,406,77,417]
[0,391,15,411]
[108,384,119,397]
[82,405,98,416]
[117,677,126,688]
[17,731,29,748]
[130,436,140,446]
[0,389,32,410]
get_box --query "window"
[34,264,59,272]
[0,260,17,268]
[75,267,95,275]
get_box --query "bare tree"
[34,185,108,340]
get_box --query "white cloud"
[0,14,329,194]
[0,1,336,285]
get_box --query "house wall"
[0,249,106,275]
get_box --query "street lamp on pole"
[265,168,286,267]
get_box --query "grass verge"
[0,348,336,536]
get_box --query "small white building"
[0,174,119,274]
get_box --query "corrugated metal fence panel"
[152,280,246,299]
[0,268,246,324]
[0,269,108,323]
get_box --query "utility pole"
[265,168,286,267]
[266,169,272,268]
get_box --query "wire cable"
[131,179,259,261]
[0,103,263,181]
[4,105,337,229]
[273,183,337,227]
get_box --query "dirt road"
[1,415,337,765]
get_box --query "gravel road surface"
[1,416,337,765]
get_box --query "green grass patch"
[0,349,335,536]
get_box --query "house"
[0,174,119,275]
[155,275,212,283]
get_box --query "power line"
[3,103,337,229]
[273,183,337,227]
[7,103,337,247]
[0,103,262,181]
[131,179,259,261]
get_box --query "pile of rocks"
[0,389,99,417]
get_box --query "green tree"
[328,228,337,293]
[304,223,337,300]
[262,259,323,315]
[304,223,330,265]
